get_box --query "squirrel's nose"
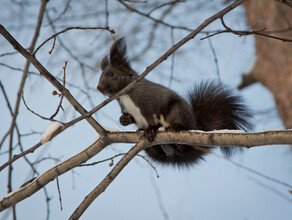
[97,85,102,91]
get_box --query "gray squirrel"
[97,38,253,167]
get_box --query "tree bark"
[243,0,292,128]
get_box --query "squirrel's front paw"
[120,113,135,126]
[143,127,157,142]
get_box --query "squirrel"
[97,38,253,167]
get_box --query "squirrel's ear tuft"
[101,55,109,70]
[110,37,130,68]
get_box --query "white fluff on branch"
[40,122,63,144]
[263,128,283,132]
[189,129,246,133]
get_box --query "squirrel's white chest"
[119,95,148,129]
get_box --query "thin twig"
[48,36,56,55]
[207,37,221,80]
[248,176,292,203]
[168,28,175,88]
[0,63,39,75]
[117,0,192,32]
[48,0,73,23]
[191,144,292,190]
[21,92,62,123]
[132,2,178,61]
[33,26,115,55]
[105,0,109,27]
[79,153,160,177]
[56,177,63,210]
[50,61,67,119]
[220,16,292,42]
[0,142,42,172]
[148,0,182,15]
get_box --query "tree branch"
[0,25,107,136]
[0,130,291,212]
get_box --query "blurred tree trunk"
[242,0,292,128]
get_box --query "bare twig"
[0,51,19,57]
[48,36,56,55]
[220,16,292,42]
[150,174,169,220]
[21,93,62,122]
[56,177,63,210]
[123,0,147,3]
[48,0,73,24]
[50,60,67,119]
[0,142,42,172]
[0,81,13,119]
[105,0,109,27]
[248,177,292,203]
[79,153,127,167]
[136,154,159,178]
[148,0,182,15]
[191,142,292,190]
[168,28,175,88]
[207,37,221,79]
[0,63,39,75]
[79,153,160,177]
[132,2,178,61]
[33,26,115,55]
[117,0,192,31]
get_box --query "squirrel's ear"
[101,55,109,70]
[110,37,130,68]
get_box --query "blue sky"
[0,1,291,219]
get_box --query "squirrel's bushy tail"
[189,81,253,157]
[145,81,253,167]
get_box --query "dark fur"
[97,38,253,167]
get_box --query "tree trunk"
[242,0,292,128]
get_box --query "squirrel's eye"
[107,72,114,77]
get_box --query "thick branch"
[0,130,291,211]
